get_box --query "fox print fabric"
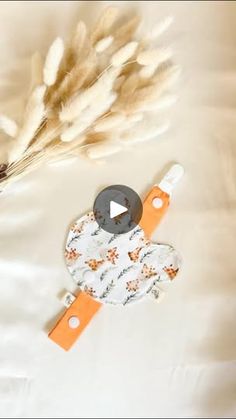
[65,212,181,305]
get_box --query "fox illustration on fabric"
[85,212,95,223]
[139,236,151,246]
[128,247,142,262]
[141,263,157,279]
[163,264,179,280]
[85,259,104,271]
[64,248,81,264]
[126,279,140,292]
[106,247,119,264]
[84,285,96,297]
[71,222,84,234]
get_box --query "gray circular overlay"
[93,185,143,234]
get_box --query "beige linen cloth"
[0,1,235,417]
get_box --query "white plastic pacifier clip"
[158,163,184,196]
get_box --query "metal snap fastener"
[152,197,163,209]
[68,316,80,329]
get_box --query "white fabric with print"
[65,212,181,305]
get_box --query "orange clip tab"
[139,186,170,238]
[48,291,101,351]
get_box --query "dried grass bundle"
[0,7,179,189]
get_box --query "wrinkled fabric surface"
[0,1,236,418]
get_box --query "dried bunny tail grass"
[137,48,172,66]
[146,16,174,40]
[53,134,86,156]
[113,64,180,114]
[4,149,51,186]
[126,113,144,123]
[46,22,88,94]
[0,8,179,189]
[120,73,140,96]
[114,75,125,91]
[121,120,169,144]
[94,113,125,132]
[0,114,18,137]
[110,41,138,66]
[111,113,144,133]
[144,93,178,111]
[1,163,37,189]
[8,85,46,163]
[95,35,114,53]
[112,84,154,114]
[153,64,181,86]
[48,50,97,109]
[60,89,90,123]
[91,6,119,45]
[58,21,88,80]
[90,90,118,116]
[60,67,120,122]
[85,131,111,145]
[86,142,122,159]
[139,64,157,79]
[60,119,88,142]
[92,90,117,112]
[27,119,63,153]
[113,15,141,49]
[61,92,117,141]
[43,37,64,87]
[71,20,87,58]
[30,51,43,91]
[138,50,174,79]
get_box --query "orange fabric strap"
[139,186,170,238]
[48,292,101,351]
[48,185,170,350]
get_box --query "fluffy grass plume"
[0,7,179,189]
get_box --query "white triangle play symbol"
[110,201,128,219]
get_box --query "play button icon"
[110,201,128,218]
[93,185,143,234]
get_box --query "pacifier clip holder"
[48,164,184,350]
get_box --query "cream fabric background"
[0,1,236,417]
